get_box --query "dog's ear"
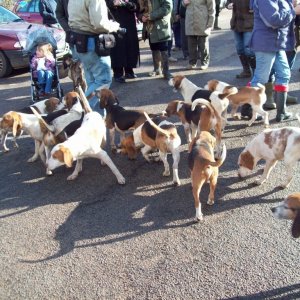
[292,211,300,238]
[12,113,22,137]
[60,146,73,168]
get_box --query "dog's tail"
[76,85,93,113]
[207,143,227,167]
[144,112,171,137]
[191,98,222,125]
[30,106,55,133]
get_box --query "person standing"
[226,0,256,79]
[68,0,120,116]
[106,0,140,83]
[140,0,173,80]
[184,0,215,70]
[249,0,295,122]
[39,0,59,27]
[177,0,188,59]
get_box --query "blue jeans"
[37,70,53,93]
[73,37,112,116]
[233,31,254,57]
[251,50,290,87]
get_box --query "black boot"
[275,91,292,122]
[236,54,251,78]
[247,56,256,76]
[161,51,172,80]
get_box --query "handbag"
[95,7,117,56]
[95,33,116,56]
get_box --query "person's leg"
[44,70,54,94]
[273,50,292,122]
[187,35,198,67]
[149,42,162,76]
[173,21,181,49]
[234,31,251,78]
[214,4,221,30]
[285,50,298,104]
[198,35,209,69]
[243,31,256,74]
[180,18,189,59]
[37,70,46,92]
[113,67,125,83]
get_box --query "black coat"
[39,0,58,25]
[106,0,140,69]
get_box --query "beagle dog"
[47,111,125,184]
[0,111,46,163]
[118,112,181,186]
[188,131,226,221]
[238,127,300,188]
[271,193,300,238]
[168,75,237,129]
[60,53,87,92]
[97,88,147,152]
[164,99,222,149]
[0,97,64,152]
[205,79,269,127]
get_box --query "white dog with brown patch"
[271,193,300,238]
[238,127,300,188]
[47,111,125,184]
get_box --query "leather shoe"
[125,73,137,79]
[114,77,126,83]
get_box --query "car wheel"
[0,51,13,78]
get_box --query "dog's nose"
[271,207,276,213]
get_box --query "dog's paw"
[207,199,214,205]
[254,178,265,186]
[173,180,181,186]
[27,156,38,163]
[117,176,126,185]
[279,182,290,189]
[163,170,170,177]
[46,169,53,176]
[195,215,204,222]
[67,174,78,181]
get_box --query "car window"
[15,0,39,13]
[0,6,22,23]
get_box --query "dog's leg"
[192,177,204,222]
[171,149,181,186]
[67,159,83,180]
[109,128,117,152]
[255,159,277,185]
[248,110,257,127]
[256,106,269,128]
[190,124,198,141]
[230,105,240,120]
[44,145,53,176]
[27,140,41,162]
[281,161,295,189]
[141,145,154,162]
[159,151,170,177]
[1,131,10,152]
[183,123,192,144]
[118,132,126,147]
[96,149,126,184]
[208,171,218,205]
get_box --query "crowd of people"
[34,0,300,124]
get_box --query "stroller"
[25,27,63,103]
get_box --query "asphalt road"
[1,10,300,300]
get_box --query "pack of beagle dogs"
[1,75,300,235]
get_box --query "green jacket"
[147,0,173,43]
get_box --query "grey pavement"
[1,10,300,300]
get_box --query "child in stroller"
[26,26,63,103]
[31,43,55,98]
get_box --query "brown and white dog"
[188,131,226,221]
[205,79,269,127]
[238,127,300,188]
[168,75,237,129]
[47,111,125,184]
[0,97,64,152]
[98,88,147,152]
[118,112,181,186]
[60,53,87,92]
[271,193,300,238]
[164,99,222,148]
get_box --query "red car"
[0,5,68,78]
[13,0,43,24]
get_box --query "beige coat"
[68,0,120,34]
[185,0,215,36]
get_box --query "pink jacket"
[31,55,55,77]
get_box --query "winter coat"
[68,0,120,35]
[56,0,70,32]
[185,0,215,36]
[39,0,58,25]
[31,55,55,78]
[141,0,173,43]
[249,0,295,52]
[226,0,253,32]
[106,0,140,68]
